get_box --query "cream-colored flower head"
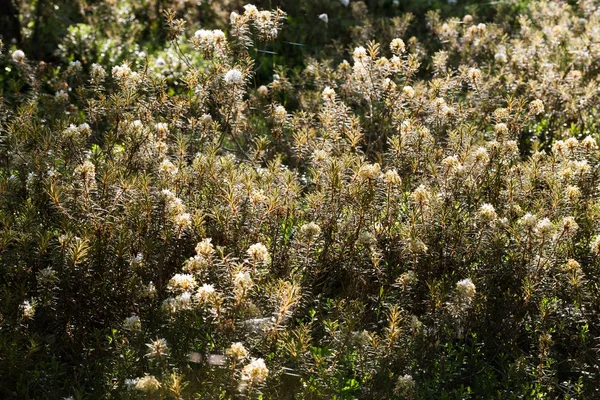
[135,375,161,393]
[241,358,269,385]
[224,68,243,84]
[247,242,269,263]
[227,342,249,361]
[456,278,476,301]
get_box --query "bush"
[1,0,600,399]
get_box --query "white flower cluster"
[230,4,286,42]
[456,278,476,302]
[161,189,192,234]
[247,242,269,263]
[123,315,141,331]
[145,338,169,359]
[227,342,249,361]
[12,49,25,63]
[184,238,216,273]
[241,357,269,386]
[135,375,160,393]
[193,29,227,57]
[111,63,141,87]
[224,68,244,85]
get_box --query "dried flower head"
[357,163,381,180]
[529,99,545,115]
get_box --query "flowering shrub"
[1,0,600,399]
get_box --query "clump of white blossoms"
[224,68,243,84]
[233,4,286,41]
[390,38,406,55]
[161,189,192,234]
[478,203,497,222]
[520,213,538,231]
[21,300,35,319]
[394,374,416,398]
[195,283,217,304]
[145,338,169,359]
[322,86,336,102]
[75,161,96,186]
[535,218,555,240]
[135,375,161,393]
[226,342,249,361]
[192,28,228,57]
[233,271,253,294]
[494,50,508,63]
[168,273,197,292]
[158,158,178,176]
[402,85,415,98]
[123,315,141,331]
[194,29,226,45]
[529,99,545,116]
[353,46,368,61]
[273,105,287,123]
[456,278,476,303]
[68,60,82,73]
[241,358,269,387]
[196,238,215,257]
[411,185,431,207]
[300,222,321,238]
[54,89,69,102]
[11,49,25,63]
[247,242,269,263]
[90,63,106,85]
[357,163,381,181]
[174,291,193,310]
[111,63,140,87]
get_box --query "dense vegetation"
[1,0,600,398]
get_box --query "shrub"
[1,0,600,399]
